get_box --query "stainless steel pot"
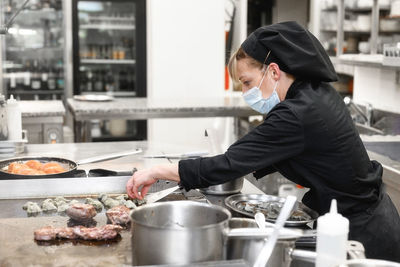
[131,201,232,265]
[199,177,244,195]
[130,201,303,266]
[227,218,296,267]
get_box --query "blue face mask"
[242,66,280,114]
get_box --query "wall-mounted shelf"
[80,59,136,65]
[80,24,135,30]
[8,90,64,95]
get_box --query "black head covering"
[241,21,338,82]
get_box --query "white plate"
[74,95,114,102]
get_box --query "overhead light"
[78,2,103,12]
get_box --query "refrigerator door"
[73,0,146,97]
[1,0,65,100]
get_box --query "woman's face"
[236,58,275,98]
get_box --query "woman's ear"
[268,63,280,81]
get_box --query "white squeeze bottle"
[316,199,349,267]
[6,95,22,141]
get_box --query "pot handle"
[76,148,143,165]
[224,228,302,239]
[289,240,366,264]
[290,249,317,263]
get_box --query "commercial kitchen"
[1,0,400,266]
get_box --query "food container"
[356,15,371,31]
[380,19,400,32]
[199,177,244,195]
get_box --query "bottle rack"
[1,0,65,101]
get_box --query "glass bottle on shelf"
[31,60,41,90]
[86,70,93,91]
[23,60,31,91]
[105,70,114,92]
[48,62,56,90]
[94,70,104,91]
[41,60,49,91]
[56,60,64,90]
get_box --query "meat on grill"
[106,205,131,226]
[66,203,97,222]
[34,225,123,241]
[33,226,58,241]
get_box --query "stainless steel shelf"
[9,90,64,95]
[79,91,136,97]
[80,24,135,30]
[80,59,136,65]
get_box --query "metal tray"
[73,95,114,102]
[224,194,318,226]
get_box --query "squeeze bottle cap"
[317,199,349,235]
[7,95,17,105]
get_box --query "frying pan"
[0,148,142,179]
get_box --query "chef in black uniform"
[127,21,400,261]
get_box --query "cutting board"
[0,214,132,266]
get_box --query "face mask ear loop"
[258,65,268,88]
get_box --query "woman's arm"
[126,163,179,199]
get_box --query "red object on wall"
[225,66,230,90]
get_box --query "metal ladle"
[253,195,297,267]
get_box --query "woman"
[126,21,400,261]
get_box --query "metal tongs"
[253,195,297,267]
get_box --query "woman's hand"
[126,163,180,200]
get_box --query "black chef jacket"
[179,79,400,261]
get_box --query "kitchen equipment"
[130,201,366,266]
[338,259,400,267]
[145,185,180,204]
[199,177,244,195]
[130,201,303,266]
[224,194,318,226]
[253,195,297,267]
[0,148,142,178]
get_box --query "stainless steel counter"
[20,100,65,118]
[66,96,259,141]
[0,140,264,266]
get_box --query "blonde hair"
[228,47,264,84]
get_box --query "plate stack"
[0,140,27,158]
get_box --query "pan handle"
[76,148,143,165]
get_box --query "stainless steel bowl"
[199,177,244,195]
